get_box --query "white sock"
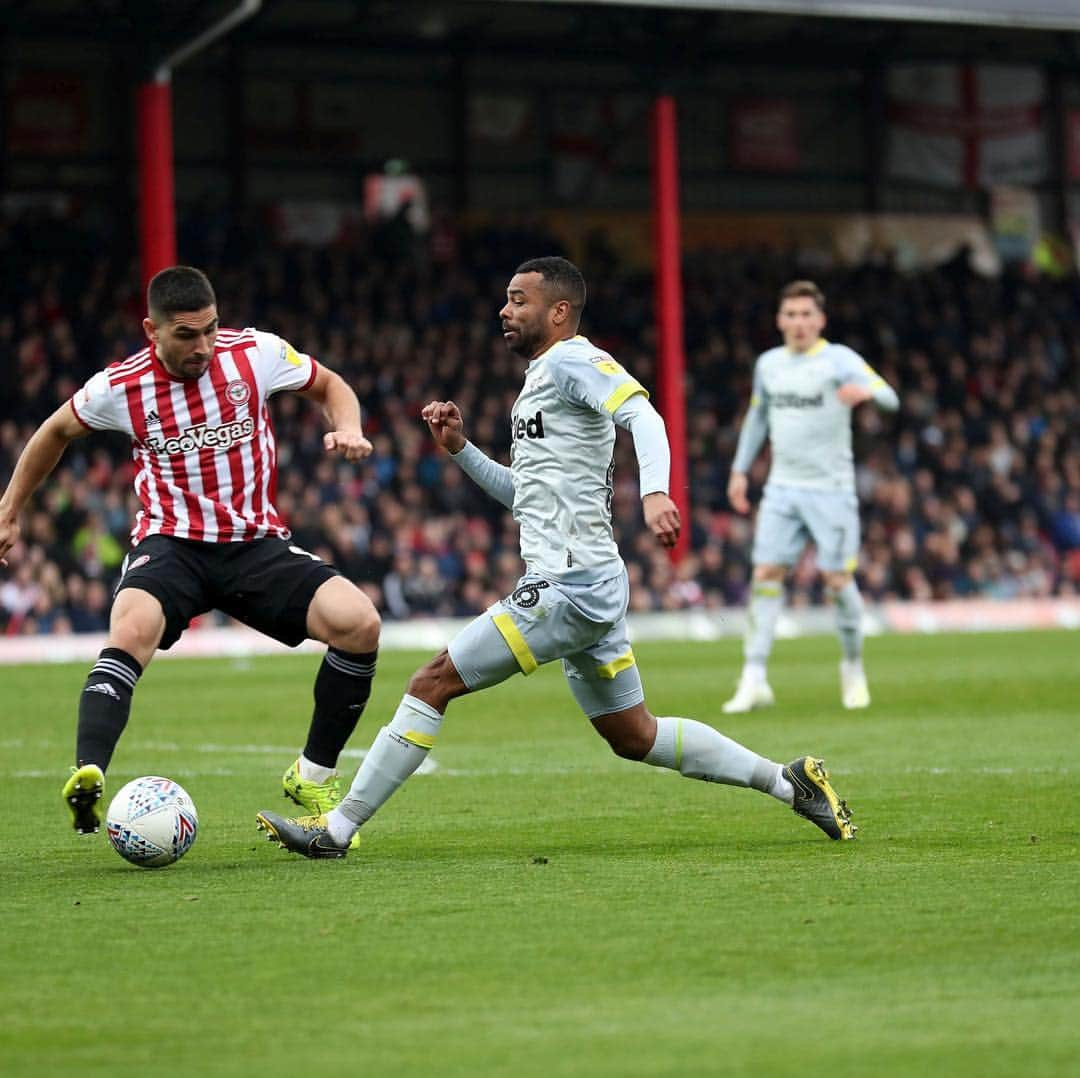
[297,755,335,785]
[742,661,767,684]
[769,769,794,805]
[328,694,443,843]
[746,581,783,667]
[830,580,864,662]
[644,715,785,799]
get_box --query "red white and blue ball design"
[106,776,199,868]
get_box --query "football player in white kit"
[724,280,899,714]
[257,258,856,856]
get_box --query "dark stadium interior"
[6,0,1079,62]
[2,0,1079,634]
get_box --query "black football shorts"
[114,534,341,649]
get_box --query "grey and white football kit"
[733,340,899,571]
[448,335,669,718]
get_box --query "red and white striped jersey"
[70,327,318,544]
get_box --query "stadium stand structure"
[1,218,1078,639]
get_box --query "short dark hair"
[147,266,216,319]
[779,279,825,312]
[515,256,586,319]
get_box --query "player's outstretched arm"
[0,403,88,565]
[300,365,373,462]
[422,400,515,509]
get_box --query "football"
[105,776,199,868]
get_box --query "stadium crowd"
[2,206,1079,636]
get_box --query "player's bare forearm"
[836,383,873,407]
[0,408,83,563]
[308,369,371,461]
[318,370,362,431]
[643,492,681,549]
[421,400,467,454]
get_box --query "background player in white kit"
[0,266,381,840]
[724,280,899,714]
[257,257,856,856]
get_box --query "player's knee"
[824,571,853,592]
[309,579,381,651]
[406,651,466,710]
[603,727,654,761]
[604,732,650,761]
[594,708,655,761]
[109,608,163,662]
[339,600,380,651]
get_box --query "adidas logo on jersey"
[512,410,545,440]
[145,409,161,427]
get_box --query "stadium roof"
[510,0,1080,33]
[5,0,1079,69]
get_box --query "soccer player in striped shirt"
[0,266,381,842]
[723,280,899,714]
[255,257,855,857]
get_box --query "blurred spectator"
[3,204,1080,633]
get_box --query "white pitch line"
[10,743,440,779]
[10,763,1072,781]
[3,737,1071,780]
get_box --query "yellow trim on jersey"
[675,719,684,770]
[492,613,538,675]
[284,343,304,366]
[862,361,887,390]
[595,649,637,680]
[604,380,648,413]
[403,730,436,750]
[844,555,859,573]
[806,338,828,356]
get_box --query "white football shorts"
[752,483,861,572]
[448,570,645,719]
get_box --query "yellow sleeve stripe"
[492,613,538,675]
[403,730,436,750]
[595,649,636,680]
[862,361,886,389]
[603,380,648,414]
[675,718,684,771]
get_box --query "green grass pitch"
[1,631,1077,1077]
